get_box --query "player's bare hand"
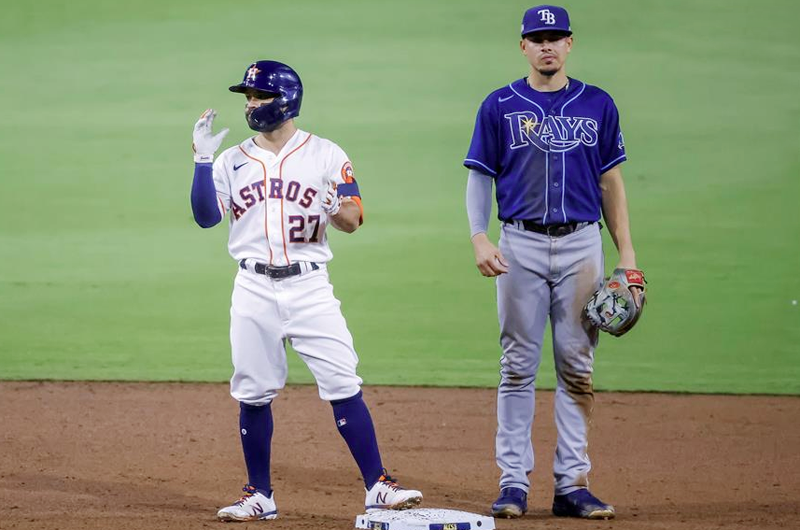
[321,182,342,216]
[630,286,644,308]
[192,109,230,163]
[472,233,509,277]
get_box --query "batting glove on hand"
[321,182,342,216]
[192,109,229,163]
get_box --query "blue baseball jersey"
[464,77,626,224]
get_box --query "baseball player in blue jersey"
[465,5,643,520]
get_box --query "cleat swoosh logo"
[499,95,514,103]
[233,162,249,171]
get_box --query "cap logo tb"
[538,9,556,25]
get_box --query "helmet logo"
[246,65,261,83]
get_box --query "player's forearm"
[599,167,636,267]
[466,169,493,237]
[329,199,361,233]
[191,163,223,228]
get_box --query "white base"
[355,508,495,530]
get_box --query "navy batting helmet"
[229,60,303,132]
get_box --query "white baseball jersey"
[211,129,361,266]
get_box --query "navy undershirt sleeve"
[191,163,223,228]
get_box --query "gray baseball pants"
[495,221,603,495]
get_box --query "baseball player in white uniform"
[190,60,422,522]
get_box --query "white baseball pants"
[229,264,363,405]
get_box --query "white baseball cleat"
[217,484,278,522]
[365,471,423,512]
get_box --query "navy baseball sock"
[239,401,273,495]
[331,390,384,488]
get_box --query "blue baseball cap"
[521,5,572,37]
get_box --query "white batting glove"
[192,109,229,163]
[321,182,342,216]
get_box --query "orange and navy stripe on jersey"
[337,161,363,223]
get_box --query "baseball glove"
[585,268,647,337]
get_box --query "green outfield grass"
[1,0,798,393]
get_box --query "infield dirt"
[1,382,798,529]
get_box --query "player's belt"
[512,220,592,237]
[240,260,320,279]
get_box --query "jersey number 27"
[288,215,321,243]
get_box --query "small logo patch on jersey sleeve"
[341,161,355,183]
